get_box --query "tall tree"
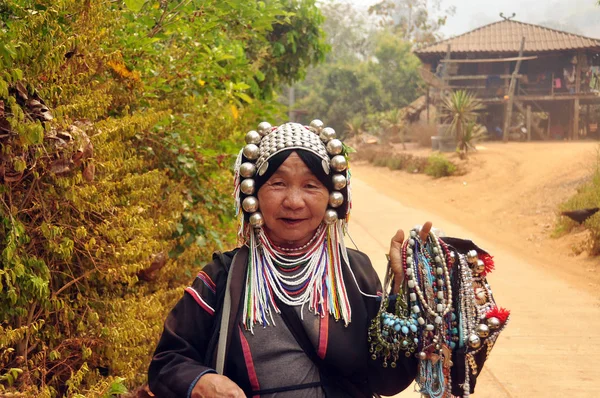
[369,0,455,45]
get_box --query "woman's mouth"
[281,218,304,226]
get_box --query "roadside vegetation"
[555,147,600,255]
[0,0,326,395]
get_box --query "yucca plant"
[441,90,485,155]
[381,108,407,149]
[458,121,488,154]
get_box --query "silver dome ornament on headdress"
[240,162,257,178]
[249,212,264,228]
[243,144,260,160]
[320,127,336,142]
[240,179,256,195]
[329,191,344,208]
[309,119,324,133]
[332,174,346,190]
[326,139,343,156]
[331,155,348,172]
[257,122,272,136]
[324,209,339,224]
[242,196,259,213]
[245,130,261,145]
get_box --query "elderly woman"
[148,121,508,398]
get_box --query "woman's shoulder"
[189,247,241,290]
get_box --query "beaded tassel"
[242,221,352,333]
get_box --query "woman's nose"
[282,188,304,209]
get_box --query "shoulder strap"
[215,245,248,374]
[277,302,370,398]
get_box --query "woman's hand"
[389,221,433,294]
[191,373,246,398]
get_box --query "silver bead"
[330,155,347,172]
[243,144,260,160]
[242,196,259,213]
[329,191,344,208]
[319,127,336,142]
[326,139,343,155]
[240,162,256,178]
[487,317,501,330]
[418,351,427,360]
[245,130,261,145]
[249,212,264,228]
[475,259,486,274]
[468,334,481,349]
[240,179,255,195]
[257,121,272,136]
[476,323,490,338]
[332,174,347,190]
[323,209,338,224]
[310,119,324,133]
[467,250,478,264]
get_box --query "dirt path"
[347,142,600,397]
[352,141,600,294]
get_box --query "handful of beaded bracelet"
[369,228,510,398]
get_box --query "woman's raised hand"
[192,373,246,398]
[389,221,433,294]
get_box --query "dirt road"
[348,170,600,397]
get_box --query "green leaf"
[234,92,253,104]
[123,0,146,12]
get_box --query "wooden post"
[573,52,583,140]
[547,112,551,139]
[573,99,580,140]
[526,105,532,141]
[437,45,452,126]
[503,37,526,142]
[426,87,430,124]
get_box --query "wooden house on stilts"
[415,18,600,141]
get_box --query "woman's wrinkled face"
[257,152,329,248]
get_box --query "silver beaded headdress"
[234,120,356,329]
[234,120,352,240]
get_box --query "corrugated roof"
[416,20,600,55]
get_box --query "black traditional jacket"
[148,247,418,397]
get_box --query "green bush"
[424,154,457,178]
[0,0,327,395]
[556,148,600,254]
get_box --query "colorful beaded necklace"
[242,221,352,332]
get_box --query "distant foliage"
[0,0,326,395]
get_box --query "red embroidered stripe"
[238,326,261,397]
[196,271,216,293]
[184,287,215,316]
[317,313,329,359]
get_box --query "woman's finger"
[418,221,433,242]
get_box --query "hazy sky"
[346,0,600,39]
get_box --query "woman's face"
[257,152,329,248]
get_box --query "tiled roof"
[416,20,600,55]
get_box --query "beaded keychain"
[368,260,419,369]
